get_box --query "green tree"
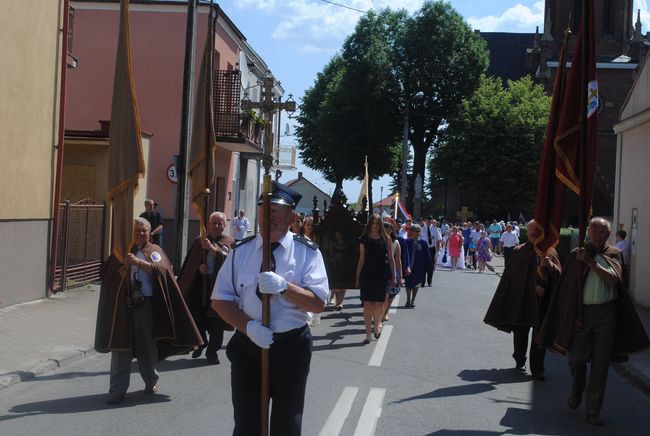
[295,11,404,203]
[398,1,488,212]
[431,75,551,217]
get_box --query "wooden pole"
[578,0,589,247]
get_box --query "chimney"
[298,172,303,179]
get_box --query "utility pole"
[240,74,295,436]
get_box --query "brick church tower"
[529,0,648,217]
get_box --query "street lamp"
[380,186,384,211]
[401,91,425,204]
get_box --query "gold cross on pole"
[456,206,474,222]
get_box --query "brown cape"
[536,244,649,357]
[484,242,561,332]
[94,242,203,360]
[177,235,234,328]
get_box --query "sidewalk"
[2,278,650,396]
[0,284,99,390]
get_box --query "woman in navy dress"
[403,224,433,308]
[356,214,396,344]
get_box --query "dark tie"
[256,242,281,300]
[427,226,433,245]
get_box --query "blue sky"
[217,0,650,203]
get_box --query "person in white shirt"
[511,222,521,238]
[231,209,249,241]
[499,224,520,263]
[211,182,328,435]
[420,216,442,284]
[614,230,629,265]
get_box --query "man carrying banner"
[96,218,203,404]
[537,218,648,425]
[178,211,235,364]
[211,181,329,435]
[484,220,561,380]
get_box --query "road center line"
[318,386,359,436]
[353,387,386,436]
[388,295,400,314]
[368,325,393,367]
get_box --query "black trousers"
[568,302,617,416]
[227,325,312,436]
[512,325,546,375]
[503,246,514,263]
[424,246,436,284]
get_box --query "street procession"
[4,0,650,435]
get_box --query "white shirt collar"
[254,230,293,251]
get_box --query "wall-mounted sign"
[167,163,178,183]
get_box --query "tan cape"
[536,244,649,358]
[94,242,203,360]
[484,242,561,332]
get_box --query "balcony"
[213,69,263,153]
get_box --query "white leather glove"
[246,320,274,349]
[257,271,288,295]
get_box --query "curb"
[0,347,96,391]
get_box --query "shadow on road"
[427,431,502,435]
[0,392,171,422]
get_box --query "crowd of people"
[93,192,645,431]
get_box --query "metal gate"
[53,200,106,291]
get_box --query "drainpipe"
[49,0,71,294]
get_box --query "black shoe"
[514,358,526,371]
[586,414,603,426]
[405,301,411,308]
[144,381,158,394]
[106,392,125,404]
[363,337,371,344]
[410,302,416,308]
[568,388,582,410]
[192,348,202,359]
[206,352,220,364]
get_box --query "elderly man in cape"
[95,217,203,405]
[484,220,562,380]
[537,217,649,426]
[177,211,235,364]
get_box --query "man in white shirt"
[212,182,329,435]
[499,223,520,263]
[231,209,249,241]
[420,216,442,283]
[614,230,629,265]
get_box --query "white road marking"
[388,295,400,313]
[353,388,386,436]
[318,386,359,436]
[368,325,393,367]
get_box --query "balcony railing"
[213,69,259,141]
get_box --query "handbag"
[442,248,448,264]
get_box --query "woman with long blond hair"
[356,213,396,344]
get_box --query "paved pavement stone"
[0,284,99,390]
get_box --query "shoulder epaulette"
[234,235,256,249]
[293,234,318,250]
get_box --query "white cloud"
[467,1,544,32]
[296,44,338,54]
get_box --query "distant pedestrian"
[614,230,629,266]
[447,226,464,271]
[383,221,404,322]
[421,216,441,284]
[231,209,249,241]
[403,224,433,308]
[499,223,519,263]
[476,231,492,273]
[488,220,502,255]
[356,213,396,344]
[140,199,164,246]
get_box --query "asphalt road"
[1,267,650,435]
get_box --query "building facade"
[0,1,66,306]
[613,52,650,307]
[66,1,284,263]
